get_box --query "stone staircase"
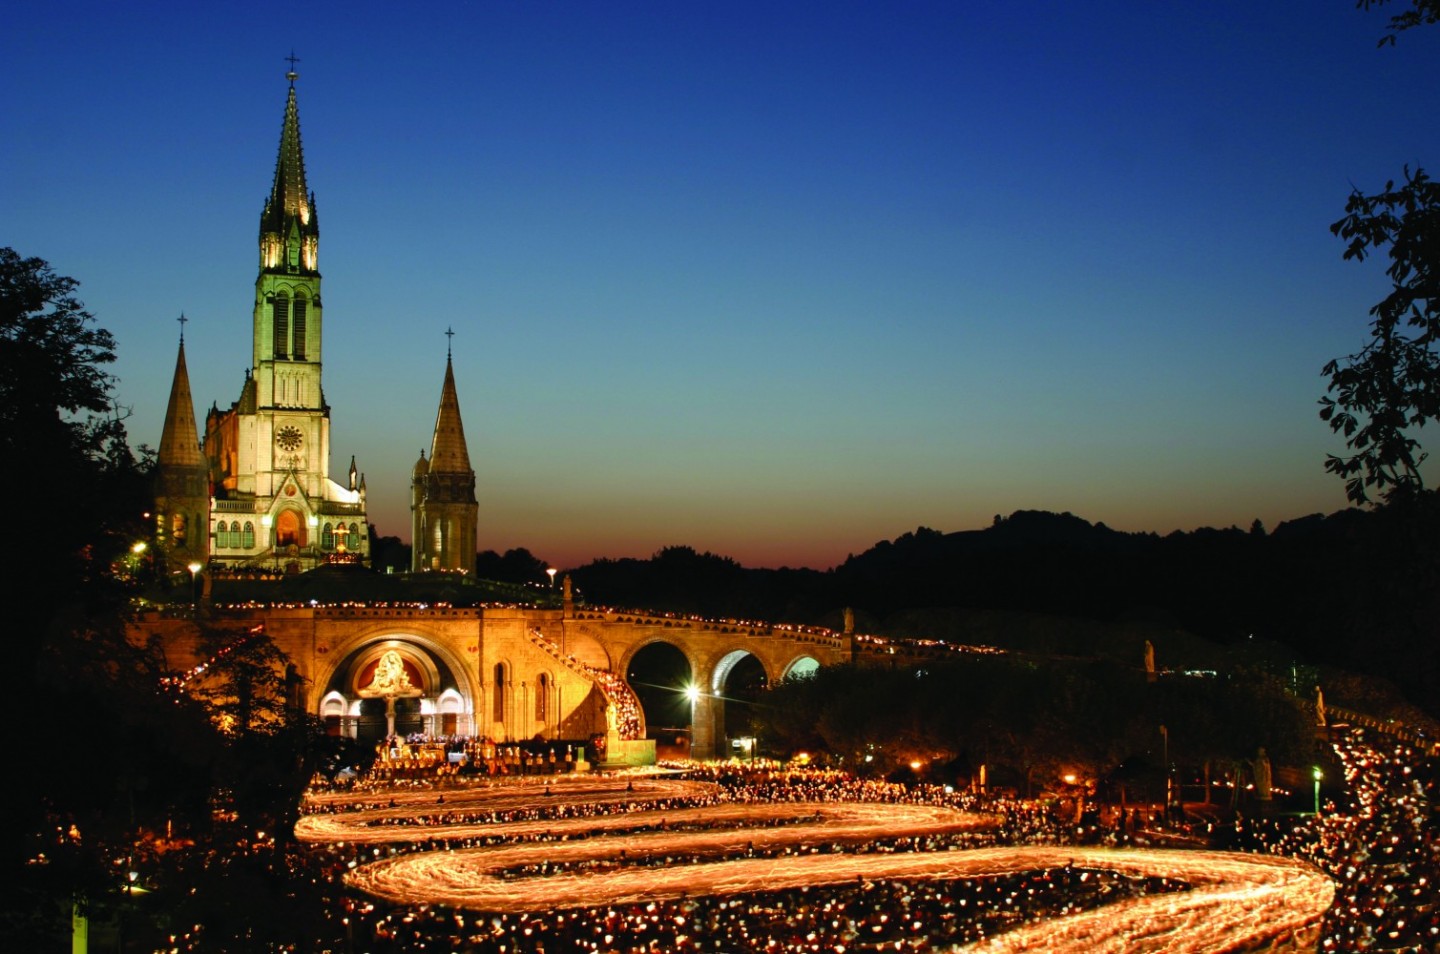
[527,628,646,741]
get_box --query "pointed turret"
[159,336,203,469]
[154,324,210,572]
[428,357,473,473]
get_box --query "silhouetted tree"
[1322,167,1440,503]
[475,546,550,584]
[1321,6,1440,503]
[190,626,318,841]
[368,526,410,572]
[1360,0,1440,46]
[754,657,1313,794]
[1,249,153,943]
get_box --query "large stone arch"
[615,635,703,689]
[697,647,775,759]
[780,653,822,682]
[615,636,700,752]
[707,647,776,692]
[311,625,480,739]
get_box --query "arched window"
[272,294,290,359]
[230,522,240,548]
[214,521,226,548]
[291,295,308,360]
[321,522,333,549]
[492,664,506,722]
[242,522,255,548]
[536,672,549,722]
[349,523,361,551]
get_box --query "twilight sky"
[5,2,1437,570]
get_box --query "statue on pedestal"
[358,649,423,738]
[1253,747,1273,803]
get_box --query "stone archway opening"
[712,650,768,757]
[784,656,821,680]
[626,642,692,755]
[322,637,473,742]
[274,508,304,547]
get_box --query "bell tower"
[412,333,479,573]
[196,62,369,572]
[254,63,323,411]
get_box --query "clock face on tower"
[276,425,303,452]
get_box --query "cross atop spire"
[285,50,300,85]
[445,326,455,359]
[177,312,188,343]
[259,71,318,271]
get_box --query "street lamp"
[546,567,557,588]
[1159,724,1171,820]
[1313,765,1323,814]
[187,561,202,612]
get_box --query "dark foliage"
[1358,0,1440,45]
[755,657,1315,788]
[474,546,551,585]
[569,507,1440,718]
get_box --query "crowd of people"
[132,721,1438,952]
[348,863,1184,952]
[1228,727,1440,952]
[364,733,584,781]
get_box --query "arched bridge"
[131,600,854,760]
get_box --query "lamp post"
[187,561,202,613]
[1313,766,1323,815]
[685,684,701,757]
[1159,724,1170,821]
[546,567,557,588]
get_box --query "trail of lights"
[304,774,1333,952]
[348,840,1331,954]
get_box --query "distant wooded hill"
[567,506,1440,719]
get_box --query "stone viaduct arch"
[130,603,853,760]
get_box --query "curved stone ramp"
[347,841,1331,952]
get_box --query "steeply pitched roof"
[428,358,472,474]
[260,83,317,241]
[158,339,203,468]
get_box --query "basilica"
[151,69,477,576]
[134,71,840,760]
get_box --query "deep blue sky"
[6,2,1436,569]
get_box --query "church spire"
[259,64,318,275]
[159,322,203,469]
[412,342,478,573]
[154,320,210,572]
[428,354,472,473]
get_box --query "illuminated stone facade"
[155,73,369,573]
[141,73,853,760]
[132,603,849,758]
